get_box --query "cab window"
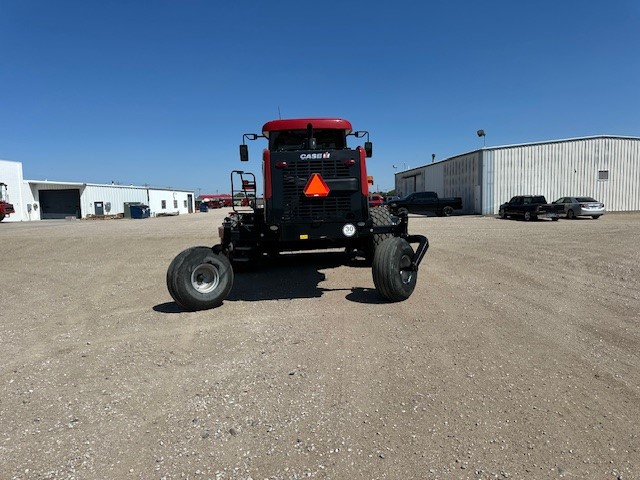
[270,130,346,151]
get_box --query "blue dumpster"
[130,204,150,219]
[199,202,209,212]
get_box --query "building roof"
[485,134,640,151]
[396,134,640,174]
[26,179,193,192]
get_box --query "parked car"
[368,194,384,207]
[498,195,563,221]
[385,191,462,216]
[552,196,605,219]
[385,195,400,203]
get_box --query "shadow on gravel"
[153,302,184,313]
[153,251,389,313]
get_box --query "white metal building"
[395,135,640,215]
[1,159,195,221]
[0,160,26,221]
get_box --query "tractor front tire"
[372,237,417,302]
[167,246,234,311]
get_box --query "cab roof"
[262,118,353,138]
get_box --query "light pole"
[477,129,486,147]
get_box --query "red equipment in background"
[0,182,15,222]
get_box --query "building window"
[598,170,609,181]
[173,199,178,208]
[183,200,187,208]
[161,200,166,209]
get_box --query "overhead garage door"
[39,189,81,219]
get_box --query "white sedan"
[552,196,606,219]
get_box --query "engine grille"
[281,158,353,221]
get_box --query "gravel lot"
[1,210,639,480]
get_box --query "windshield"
[270,129,346,151]
[576,197,597,202]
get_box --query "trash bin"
[130,204,150,219]
[123,202,142,218]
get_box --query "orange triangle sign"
[303,173,330,197]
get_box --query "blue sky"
[1,0,639,194]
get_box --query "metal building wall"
[148,189,194,216]
[484,137,640,214]
[25,182,195,219]
[396,168,429,198]
[423,163,445,192]
[442,152,481,214]
[26,181,85,220]
[395,152,481,214]
[81,185,148,216]
[0,160,26,222]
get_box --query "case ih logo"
[300,152,331,160]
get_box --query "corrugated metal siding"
[423,163,444,192]
[27,182,194,219]
[397,169,427,197]
[482,150,494,215]
[395,153,481,214]
[0,160,25,222]
[488,137,640,214]
[82,185,148,216]
[442,152,480,214]
[148,189,193,216]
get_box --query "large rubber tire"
[592,215,600,220]
[362,207,395,262]
[567,209,575,219]
[372,237,417,302]
[442,206,454,217]
[167,246,234,311]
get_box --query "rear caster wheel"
[372,237,417,302]
[167,246,234,311]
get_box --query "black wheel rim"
[399,254,413,285]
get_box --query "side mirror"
[364,141,373,158]
[239,144,249,162]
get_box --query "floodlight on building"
[477,129,486,147]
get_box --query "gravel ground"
[1,210,639,480]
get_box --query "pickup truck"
[498,195,563,221]
[384,191,463,216]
